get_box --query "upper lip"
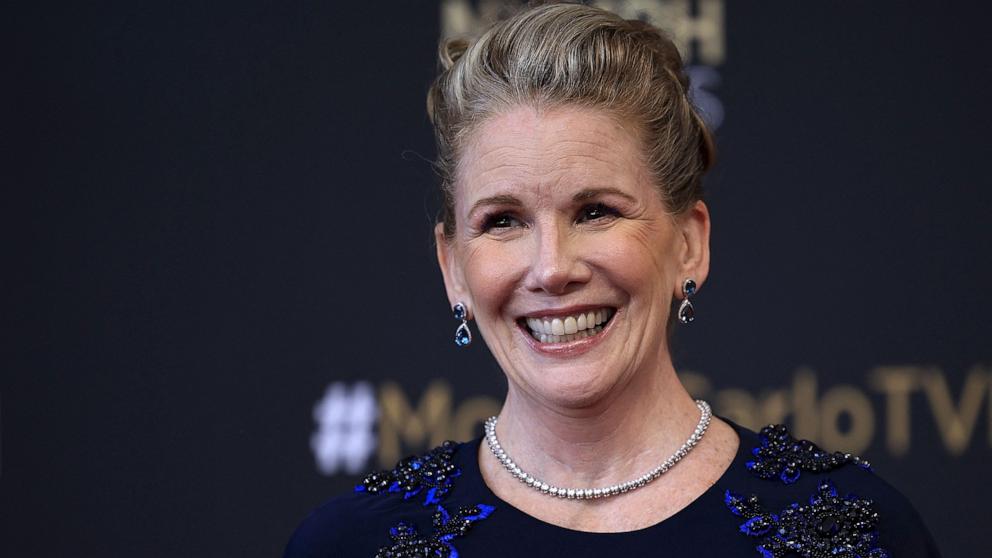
[517,304,616,320]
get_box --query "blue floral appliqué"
[725,479,889,558]
[356,441,461,505]
[374,504,495,558]
[747,424,871,484]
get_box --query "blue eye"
[578,203,618,223]
[483,213,520,231]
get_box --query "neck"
[494,360,702,488]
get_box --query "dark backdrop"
[5,1,990,556]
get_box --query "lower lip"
[517,312,617,357]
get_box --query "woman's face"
[437,105,709,409]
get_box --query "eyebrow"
[572,187,637,204]
[467,187,637,217]
[468,194,523,218]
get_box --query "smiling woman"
[436,105,709,414]
[285,4,941,557]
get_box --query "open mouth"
[518,307,616,344]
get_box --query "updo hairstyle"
[427,2,716,239]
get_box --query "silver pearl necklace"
[483,399,711,500]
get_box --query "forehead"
[455,105,649,199]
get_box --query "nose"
[524,220,591,295]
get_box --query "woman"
[286,4,941,557]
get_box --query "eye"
[482,212,522,231]
[577,203,619,223]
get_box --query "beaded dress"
[284,420,941,558]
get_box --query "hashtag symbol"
[310,381,378,475]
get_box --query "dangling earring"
[453,302,472,347]
[678,278,696,324]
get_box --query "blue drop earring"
[678,278,696,324]
[453,302,472,347]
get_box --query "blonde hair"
[427,2,716,238]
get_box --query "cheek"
[589,222,678,291]
[460,242,525,316]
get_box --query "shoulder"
[283,490,388,558]
[722,422,941,558]
[284,440,491,558]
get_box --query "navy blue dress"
[285,420,941,557]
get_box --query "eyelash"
[480,203,620,232]
[577,202,620,223]
[481,213,521,231]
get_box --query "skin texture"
[435,105,738,532]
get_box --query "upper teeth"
[525,308,614,336]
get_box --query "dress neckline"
[455,417,751,538]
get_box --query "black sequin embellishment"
[356,441,461,505]
[374,504,495,558]
[725,479,889,558]
[747,424,870,484]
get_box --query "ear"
[435,222,471,315]
[676,200,711,296]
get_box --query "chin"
[522,364,624,410]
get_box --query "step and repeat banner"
[6,1,990,556]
